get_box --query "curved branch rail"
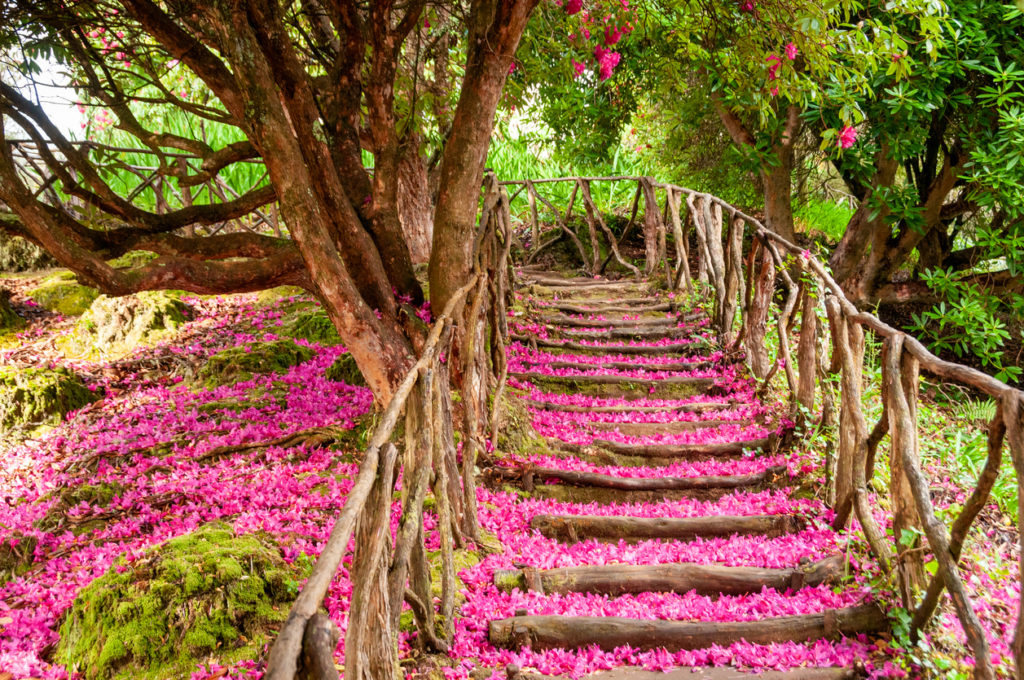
[265,173,513,679]
[503,174,1024,680]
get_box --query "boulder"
[0,234,56,271]
[0,288,23,331]
[27,271,99,316]
[56,523,298,680]
[199,339,314,387]
[0,366,99,429]
[77,291,191,351]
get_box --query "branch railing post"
[624,177,1024,679]
[265,173,512,680]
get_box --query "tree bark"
[397,134,433,264]
[430,0,540,311]
[493,554,844,597]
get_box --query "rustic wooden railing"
[503,175,1024,680]
[265,173,513,679]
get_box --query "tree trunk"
[760,152,796,242]
[430,0,540,311]
[530,513,804,542]
[489,605,887,652]
[492,554,844,596]
[398,134,433,264]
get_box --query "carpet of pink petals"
[0,279,1019,680]
[0,290,381,679]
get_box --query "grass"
[794,198,854,243]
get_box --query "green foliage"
[908,268,1023,383]
[794,199,855,242]
[199,339,314,387]
[0,365,99,429]
[27,272,99,316]
[56,524,297,680]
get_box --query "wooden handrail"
[502,173,1024,680]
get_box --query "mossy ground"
[27,271,99,316]
[0,365,99,429]
[280,309,342,346]
[56,523,299,680]
[325,351,366,386]
[0,288,23,331]
[199,339,314,388]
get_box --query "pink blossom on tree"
[837,125,857,149]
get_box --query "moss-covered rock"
[0,233,56,271]
[27,271,99,316]
[56,523,298,680]
[281,309,341,346]
[67,291,192,357]
[0,366,99,429]
[0,288,23,331]
[199,339,314,387]
[325,351,366,386]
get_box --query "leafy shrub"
[908,267,1023,383]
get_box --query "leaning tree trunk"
[429,0,540,312]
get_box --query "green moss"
[0,288,23,331]
[281,309,341,346]
[107,251,159,269]
[0,366,99,429]
[254,286,308,306]
[62,292,192,359]
[325,352,366,386]
[199,339,314,388]
[27,272,99,316]
[56,523,299,680]
[495,393,554,458]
